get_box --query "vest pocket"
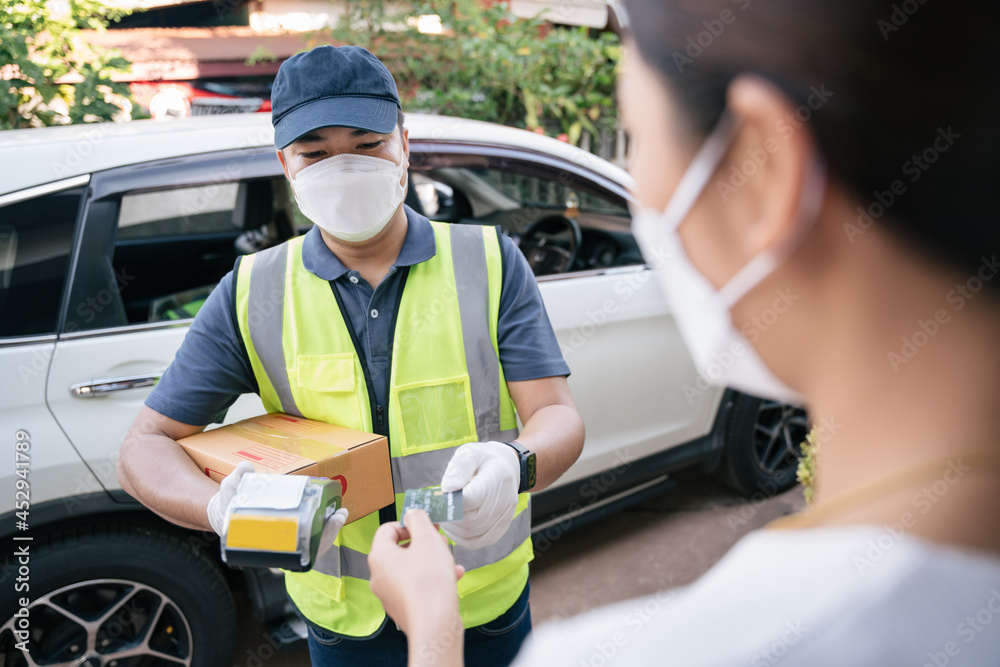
[391,374,477,455]
[296,353,357,392]
[293,353,366,431]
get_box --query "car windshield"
[463,167,629,217]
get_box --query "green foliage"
[796,427,819,504]
[246,45,278,66]
[327,0,621,146]
[1,0,135,129]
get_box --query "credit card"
[401,486,463,525]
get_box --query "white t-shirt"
[515,526,1000,666]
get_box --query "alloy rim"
[752,401,810,481]
[1,578,193,667]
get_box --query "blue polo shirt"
[147,207,569,426]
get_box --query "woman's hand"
[369,509,466,666]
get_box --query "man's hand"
[205,461,255,535]
[440,441,520,550]
[369,510,464,643]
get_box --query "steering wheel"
[517,214,582,276]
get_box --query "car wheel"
[715,393,810,496]
[1,523,236,666]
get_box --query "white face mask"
[291,152,407,242]
[630,114,825,406]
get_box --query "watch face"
[525,452,537,490]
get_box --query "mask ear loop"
[717,154,827,308]
[659,112,741,234]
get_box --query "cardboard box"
[179,413,393,525]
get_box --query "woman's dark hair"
[622,0,1000,281]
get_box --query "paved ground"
[234,470,806,665]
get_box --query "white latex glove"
[206,461,256,535]
[320,507,350,545]
[440,441,520,550]
[313,505,351,575]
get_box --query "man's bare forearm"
[117,409,219,530]
[507,376,585,492]
[514,402,585,491]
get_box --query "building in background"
[84,0,322,119]
[509,0,620,30]
[81,0,621,120]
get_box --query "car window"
[104,182,247,327]
[467,168,629,217]
[64,177,293,330]
[0,186,83,338]
[117,184,241,240]
[409,152,641,275]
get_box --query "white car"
[0,114,807,665]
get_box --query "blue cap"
[271,45,401,149]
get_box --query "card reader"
[221,473,341,572]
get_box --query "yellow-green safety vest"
[234,221,532,637]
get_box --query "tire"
[1,522,236,667]
[715,392,810,497]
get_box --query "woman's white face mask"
[629,113,825,406]
[291,152,407,243]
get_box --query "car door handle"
[70,373,163,398]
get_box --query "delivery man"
[116,45,585,666]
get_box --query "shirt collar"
[300,205,437,281]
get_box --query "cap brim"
[273,95,399,149]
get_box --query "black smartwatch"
[501,441,537,493]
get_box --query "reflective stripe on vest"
[312,506,530,578]
[235,222,532,636]
[313,543,372,580]
[245,243,302,417]
[389,437,518,491]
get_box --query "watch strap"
[500,440,535,493]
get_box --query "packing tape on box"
[231,421,348,461]
[228,420,353,488]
